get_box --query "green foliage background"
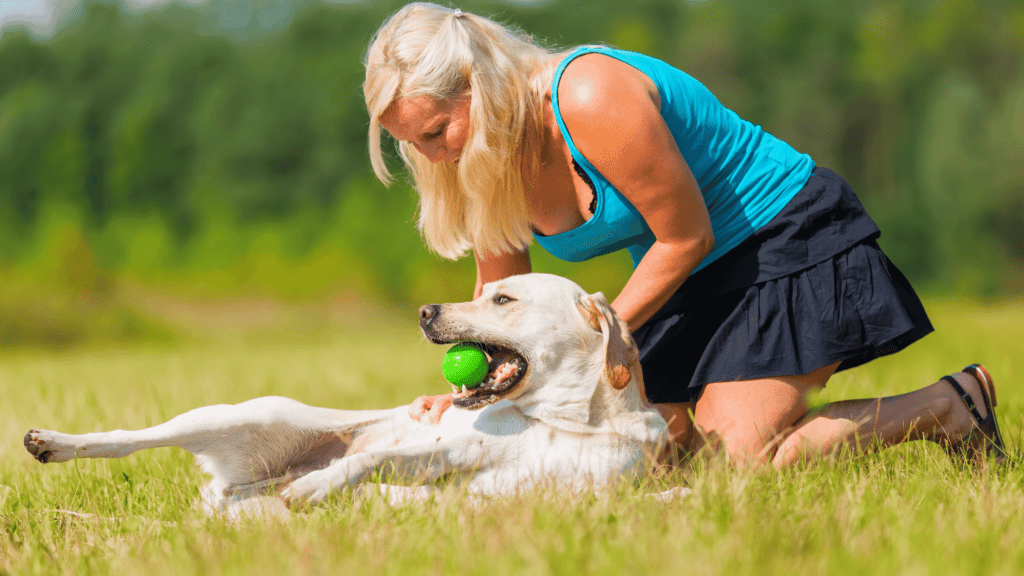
[1,0,1023,334]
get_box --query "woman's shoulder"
[555,49,661,120]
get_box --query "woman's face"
[379,94,471,164]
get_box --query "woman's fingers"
[408,393,455,424]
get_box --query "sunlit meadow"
[1,298,1022,575]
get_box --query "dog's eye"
[493,294,515,305]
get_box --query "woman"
[362,3,1004,467]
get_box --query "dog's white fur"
[24,273,670,515]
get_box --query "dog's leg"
[280,437,487,505]
[25,403,248,464]
[25,397,399,475]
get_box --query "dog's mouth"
[445,342,528,409]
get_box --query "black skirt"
[632,167,933,404]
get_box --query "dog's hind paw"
[648,486,692,502]
[24,429,77,463]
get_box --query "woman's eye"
[493,295,515,305]
[428,125,445,138]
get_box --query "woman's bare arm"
[558,54,714,332]
[474,248,532,299]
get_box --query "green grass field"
[2,298,1023,575]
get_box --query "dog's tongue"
[486,349,522,384]
[489,357,518,385]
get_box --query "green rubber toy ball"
[442,343,489,389]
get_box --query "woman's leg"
[771,369,992,467]
[688,363,993,468]
[690,363,840,465]
[651,401,697,463]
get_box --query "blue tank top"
[532,46,815,272]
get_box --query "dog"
[24,273,671,515]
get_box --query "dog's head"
[419,273,646,425]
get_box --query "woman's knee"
[693,368,838,465]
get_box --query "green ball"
[442,343,489,388]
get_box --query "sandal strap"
[962,365,1007,455]
[942,375,985,425]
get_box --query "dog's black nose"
[419,304,440,327]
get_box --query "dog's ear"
[576,292,639,391]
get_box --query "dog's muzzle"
[417,303,528,409]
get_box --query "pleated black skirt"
[632,167,934,404]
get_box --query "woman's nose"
[415,142,446,163]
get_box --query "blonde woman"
[363,3,1004,467]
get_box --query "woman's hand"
[408,393,454,425]
[558,53,714,331]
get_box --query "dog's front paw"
[280,454,373,508]
[279,470,340,508]
[24,430,78,463]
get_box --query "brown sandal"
[941,364,1006,468]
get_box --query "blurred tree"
[0,0,1021,301]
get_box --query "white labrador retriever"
[24,273,670,515]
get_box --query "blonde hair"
[364,3,554,260]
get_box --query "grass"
[1,297,1023,575]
